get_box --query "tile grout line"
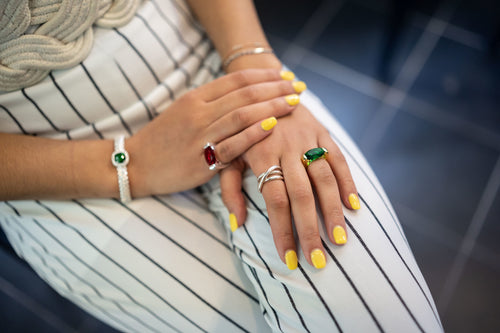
[402,95,500,151]
[411,13,486,50]
[437,155,500,314]
[348,0,486,50]
[286,44,500,152]
[0,274,77,333]
[393,201,500,272]
[279,0,345,70]
[358,6,453,156]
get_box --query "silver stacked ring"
[257,165,284,193]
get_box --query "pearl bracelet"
[111,135,131,204]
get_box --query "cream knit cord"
[0,0,141,92]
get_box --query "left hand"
[220,103,360,270]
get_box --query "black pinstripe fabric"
[0,1,443,332]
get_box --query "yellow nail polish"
[310,249,326,269]
[229,213,238,232]
[285,94,300,106]
[280,70,295,81]
[292,81,307,93]
[285,250,298,270]
[333,226,347,245]
[349,193,361,210]
[260,117,277,131]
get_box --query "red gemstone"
[204,144,216,165]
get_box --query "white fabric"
[0,0,443,332]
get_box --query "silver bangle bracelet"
[111,135,132,204]
[222,47,274,69]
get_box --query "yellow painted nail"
[310,249,326,269]
[349,193,361,210]
[229,213,238,232]
[285,94,300,106]
[292,81,307,93]
[280,70,295,81]
[333,226,347,245]
[285,250,298,270]
[260,117,277,131]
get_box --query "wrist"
[225,53,282,73]
[72,139,118,200]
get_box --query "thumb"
[220,158,247,232]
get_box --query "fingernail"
[333,226,347,245]
[260,117,277,131]
[292,81,307,93]
[229,213,238,232]
[348,193,360,210]
[310,249,326,269]
[285,250,298,270]
[285,94,300,106]
[280,70,295,81]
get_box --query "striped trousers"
[0,89,443,332]
[0,0,443,331]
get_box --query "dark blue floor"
[1,0,499,332]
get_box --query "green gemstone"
[114,152,126,164]
[305,148,326,161]
[303,148,328,166]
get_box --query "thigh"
[0,191,271,333]
[205,90,444,333]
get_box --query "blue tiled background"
[1,0,499,332]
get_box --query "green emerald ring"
[301,147,329,167]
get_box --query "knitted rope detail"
[0,0,141,92]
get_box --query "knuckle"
[321,174,337,188]
[268,98,286,114]
[279,80,294,95]
[267,191,289,210]
[273,229,294,245]
[300,229,320,244]
[242,85,260,103]
[290,187,312,204]
[233,70,252,87]
[180,90,198,104]
[232,108,251,126]
[330,204,344,220]
[339,176,355,189]
[240,127,256,144]
[314,165,334,181]
[216,143,233,162]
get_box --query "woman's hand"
[0,69,305,201]
[220,103,360,270]
[127,68,304,198]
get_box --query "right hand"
[220,103,359,270]
[127,69,302,198]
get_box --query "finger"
[197,69,292,102]
[208,96,297,143]
[256,163,298,271]
[214,117,278,164]
[220,159,247,232]
[211,79,302,117]
[306,158,347,246]
[321,135,360,211]
[282,154,327,269]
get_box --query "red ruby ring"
[203,142,229,171]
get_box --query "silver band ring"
[257,165,284,193]
[203,142,229,171]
